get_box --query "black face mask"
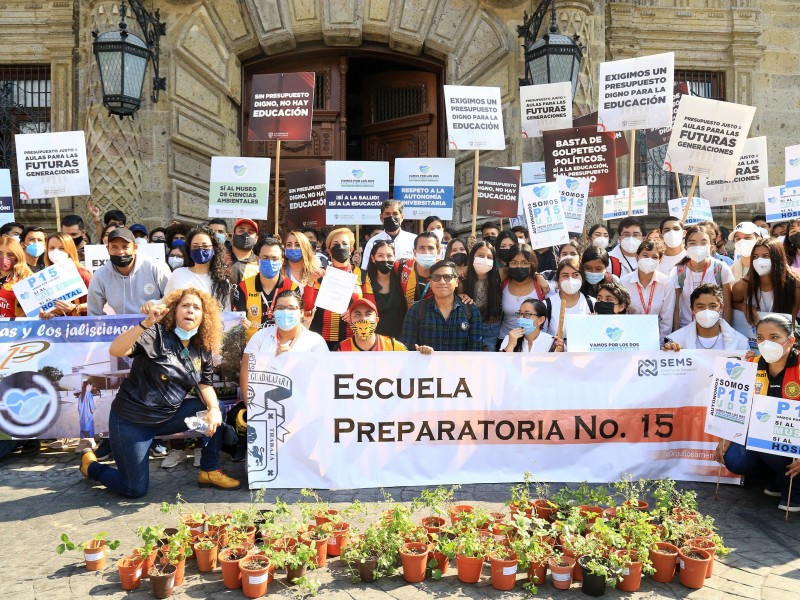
[594,301,616,315]
[497,248,515,264]
[330,246,351,263]
[508,267,531,282]
[449,252,468,267]
[374,260,393,274]
[109,254,134,268]
[383,216,401,233]
[789,233,800,248]
[233,233,255,251]
[484,236,497,247]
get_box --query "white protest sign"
[703,137,768,207]
[602,186,648,220]
[663,96,756,179]
[520,82,572,138]
[521,182,569,250]
[667,196,713,225]
[704,356,757,442]
[313,266,358,314]
[12,262,88,316]
[786,144,800,188]
[14,130,90,199]
[511,162,547,226]
[598,52,674,131]
[565,314,660,352]
[209,157,271,219]
[764,185,800,222]
[83,243,166,273]
[393,158,455,220]
[443,85,505,151]
[325,161,390,225]
[746,394,800,458]
[0,169,13,228]
[557,175,590,234]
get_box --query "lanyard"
[689,261,710,290]
[636,280,657,314]
[261,287,279,319]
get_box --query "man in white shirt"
[360,200,417,269]
[607,216,645,278]
[657,216,686,276]
[620,240,676,340]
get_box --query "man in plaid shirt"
[399,260,483,353]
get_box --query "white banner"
[703,137,768,207]
[393,158,455,220]
[786,144,800,188]
[0,169,13,228]
[12,262,88,316]
[443,85,505,151]
[14,130,90,199]
[521,182,569,250]
[602,186,648,220]
[520,83,572,138]
[746,394,800,458]
[557,175,590,234]
[209,157,271,219]
[764,185,800,222]
[667,196,713,225]
[704,356,757,443]
[325,161,390,225]
[565,315,660,352]
[246,351,742,489]
[83,243,166,274]
[598,52,674,131]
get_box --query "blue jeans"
[483,319,502,351]
[0,440,20,459]
[88,398,223,498]
[724,442,793,499]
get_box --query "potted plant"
[300,522,332,568]
[571,482,611,524]
[546,551,576,590]
[508,471,535,518]
[577,553,623,597]
[399,540,430,583]
[614,475,651,511]
[134,526,163,579]
[414,484,460,537]
[158,529,189,586]
[507,515,553,593]
[240,555,271,599]
[147,562,177,599]
[488,542,518,591]
[116,553,145,590]
[439,525,489,584]
[218,544,248,589]
[677,547,712,589]
[271,542,317,584]
[648,539,679,583]
[193,536,218,573]
[56,532,121,571]
[532,479,558,522]
[342,522,399,582]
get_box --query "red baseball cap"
[234,218,259,233]
[348,297,378,315]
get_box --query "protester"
[39,233,92,318]
[228,218,259,285]
[481,222,500,245]
[544,257,594,341]
[335,298,407,351]
[580,246,619,298]
[460,241,503,351]
[511,225,529,245]
[500,298,563,353]
[0,222,24,241]
[207,218,230,249]
[700,220,734,266]
[21,226,46,273]
[361,240,407,339]
[392,232,440,309]
[771,222,788,239]
[61,214,89,260]
[716,314,800,512]
[499,243,549,344]
[729,221,763,282]
[423,215,445,245]
[646,229,663,243]
[588,224,610,250]
[445,238,469,281]
[283,230,322,291]
[443,227,458,246]
[399,260,483,352]
[782,219,800,275]
[88,228,171,316]
[753,215,768,232]
[360,200,417,269]
[149,227,167,244]
[542,241,581,286]
[494,230,518,276]
[130,224,149,245]
[164,227,232,310]
[80,288,240,496]
[0,236,32,317]
[594,282,631,315]
[88,203,126,240]
[167,245,185,270]
[663,284,748,351]
[620,240,675,340]
[608,216,646,277]
[657,217,686,275]
[101,223,118,245]
[165,223,190,250]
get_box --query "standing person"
[782,219,800,275]
[728,221,763,282]
[335,298,407,351]
[588,224,611,250]
[207,218,231,251]
[424,215,446,250]
[621,240,675,340]
[79,288,241,496]
[361,240,407,339]
[393,232,440,309]
[594,282,631,315]
[77,381,96,447]
[662,284,748,351]
[657,217,686,276]
[399,260,483,353]
[499,243,548,344]
[544,257,595,341]
[511,225,529,245]
[21,226,46,273]
[671,225,734,329]
[541,241,581,287]
[228,218,259,286]
[283,230,322,291]
[130,224,149,245]
[360,200,417,269]
[460,241,503,351]
[500,298,563,353]
[580,246,619,298]
[494,230,519,277]
[700,220,734,266]
[445,238,469,284]
[164,228,232,310]
[39,233,92,318]
[149,227,167,245]
[0,237,32,317]
[608,216,646,278]
[0,222,24,241]
[61,214,89,261]
[716,314,800,512]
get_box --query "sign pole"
[471,150,480,238]
[732,205,737,230]
[582,222,587,249]
[786,476,793,522]
[54,196,61,230]
[556,297,567,340]
[674,172,683,197]
[499,217,504,231]
[681,175,699,224]
[627,130,636,216]
[419,220,424,233]
[715,464,721,500]
[273,141,282,236]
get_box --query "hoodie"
[87,254,171,315]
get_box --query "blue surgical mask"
[517,317,536,335]
[585,271,605,285]
[416,253,437,268]
[189,248,214,264]
[174,326,198,341]
[259,258,282,278]
[25,242,45,258]
[285,249,303,263]
[215,233,227,246]
[274,309,300,331]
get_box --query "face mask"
[135,237,148,245]
[483,235,497,246]
[168,256,184,269]
[662,230,683,249]
[560,277,582,295]
[25,242,44,258]
[621,236,641,254]
[752,257,772,276]
[383,216,401,233]
[48,249,70,264]
[0,256,16,272]
[171,239,186,248]
[151,237,166,244]
[374,260,393,274]
[734,238,756,258]
[259,258,282,279]
[274,309,300,331]
[215,233,227,246]
[473,256,493,274]
[351,319,377,341]
[174,326,198,341]
[686,245,710,263]
[450,252,468,267]
[330,246,351,263]
[430,228,444,242]
[695,309,720,329]
[285,249,303,263]
[109,254,134,268]
[517,317,536,336]
[497,248,515,264]
[777,235,786,244]
[416,253,437,269]
[189,248,214,265]
[638,257,659,275]
[592,236,609,249]
[9,235,20,243]
[233,233,255,251]
[508,267,531,282]
[789,233,800,248]
[594,301,616,315]
[758,339,789,364]
[584,271,605,285]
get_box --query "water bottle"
[184,410,209,434]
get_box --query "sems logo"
[638,357,694,377]
[637,359,658,377]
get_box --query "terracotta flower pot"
[623,499,649,511]
[614,550,643,592]
[489,551,518,591]
[421,515,446,538]
[148,564,176,599]
[300,530,330,568]
[219,547,248,589]
[547,555,576,590]
[686,538,716,578]
[286,564,307,584]
[533,499,557,522]
[314,509,338,526]
[134,549,157,579]
[579,505,604,523]
[527,560,547,586]
[431,549,449,575]
[327,522,350,556]
[449,504,474,525]
[357,558,378,582]
[399,542,429,583]
[117,555,144,591]
[678,548,711,589]
[456,554,485,584]
[83,540,106,571]
[509,500,534,519]
[193,542,218,573]
[240,558,271,599]
[649,542,679,583]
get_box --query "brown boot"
[198,469,241,490]
[80,451,97,479]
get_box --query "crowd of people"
[0,200,797,509]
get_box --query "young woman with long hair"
[361,240,407,338]
[0,236,33,317]
[39,232,92,318]
[461,241,503,350]
[164,227,232,310]
[284,230,322,290]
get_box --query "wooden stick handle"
[628,129,636,216]
[556,296,567,340]
[471,150,480,237]
[274,140,281,236]
[681,175,699,225]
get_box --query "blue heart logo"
[725,361,744,379]
[605,327,623,342]
[419,165,430,174]
[1,388,51,425]
[767,195,778,204]
[566,178,580,191]
[351,169,364,178]
[232,164,247,177]
[756,411,770,422]
[790,158,800,167]
[533,185,548,199]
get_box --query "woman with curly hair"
[164,227,232,310]
[79,288,240,496]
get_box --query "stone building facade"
[0,0,797,234]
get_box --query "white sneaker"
[778,500,800,512]
[49,438,78,450]
[193,448,202,468]
[73,438,97,454]
[162,449,187,468]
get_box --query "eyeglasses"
[620,233,643,239]
[190,245,213,251]
[151,237,166,242]
[275,305,300,311]
[508,261,531,268]
[515,311,539,318]
[431,273,456,283]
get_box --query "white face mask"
[686,245,710,263]
[47,249,70,264]
[135,237,149,246]
[472,256,493,274]
[752,258,772,276]
[592,236,609,250]
[734,238,756,258]
[758,339,788,364]
[662,230,683,249]
[560,277,582,295]
[695,309,720,329]
[638,257,659,275]
[168,256,184,269]
[430,228,444,242]
[621,236,641,254]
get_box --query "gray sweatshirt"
[88,255,171,316]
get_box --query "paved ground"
[1,445,798,599]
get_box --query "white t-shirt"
[164,267,231,310]
[499,284,542,339]
[669,259,734,328]
[545,293,594,337]
[244,325,330,356]
[499,331,554,353]
[694,334,725,350]
[620,270,675,340]
[361,229,417,269]
[657,250,686,276]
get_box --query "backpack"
[675,261,723,289]
[609,256,622,277]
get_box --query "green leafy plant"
[56,532,120,554]
[412,484,460,517]
[270,542,318,571]
[508,471,535,509]
[341,522,399,581]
